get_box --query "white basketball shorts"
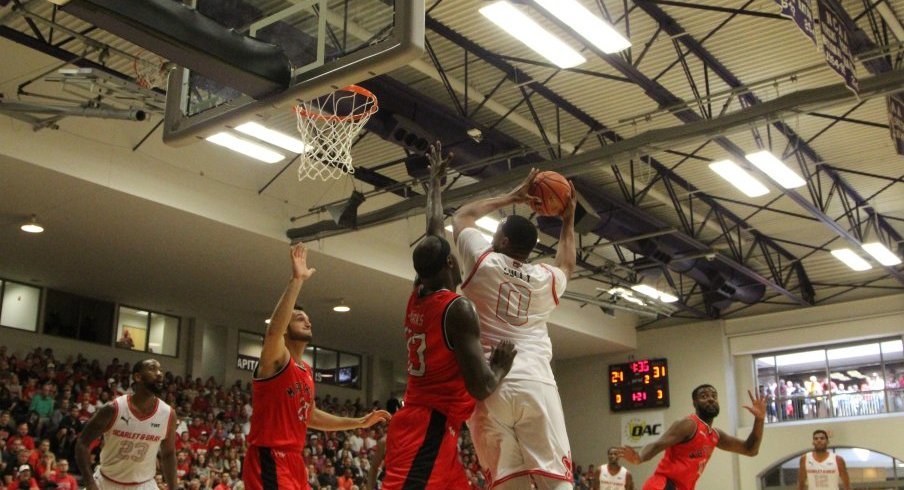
[468,379,574,488]
[94,468,159,490]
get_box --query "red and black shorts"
[643,474,684,490]
[382,405,469,490]
[242,445,308,490]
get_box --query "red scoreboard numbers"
[609,358,670,411]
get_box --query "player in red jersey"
[381,143,517,490]
[242,244,391,490]
[621,384,766,490]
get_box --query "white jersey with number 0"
[457,227,566,384]
[804,452,841,490]
[598,466,629,490]
[98,395,172,485]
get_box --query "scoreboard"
[609,358,670,412]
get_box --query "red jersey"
[402,287,476,423]
[650,415,720,490]
[247,360,314,450]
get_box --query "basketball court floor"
[1,1,903,488]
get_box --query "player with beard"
[621,384,766,490]
[75,359,177,490]
[243,243,391,490]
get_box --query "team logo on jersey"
[151,423,161,428]
[120,415,131,425]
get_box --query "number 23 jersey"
[99,395,173,484]
[456,227,567,385]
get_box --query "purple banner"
[817,1,860,95]
[888,94,904,156]
[774,0,817,46]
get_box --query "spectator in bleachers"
[8,464,39,490]
[48,458,78,490]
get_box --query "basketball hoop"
[133,51,168,90]
[294,85,378,181]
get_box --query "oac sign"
[621,412,664,447]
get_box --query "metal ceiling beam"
[425,16,813,306]
[287,68,904,235]
[535,0,904,285]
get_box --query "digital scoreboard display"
[609,358,670,412]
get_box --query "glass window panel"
[881,339,903,361]
[756,356,780,424]
[315,347,338,384]
[149,313,179,356]
[776,349,826,373]
[44,290,114,344]
[885,358,904,413]
[338,353,361,388]
[827,342,880,368]
[116,307,148,351]
[1,281,40,331]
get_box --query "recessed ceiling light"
[205,132,285,163]
[20,215,44,233]
[235,122,308,154]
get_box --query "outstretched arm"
[75,404,115,490]
[309,406,391,432]
[451,168,541,242]
[716,390,766,456]
[445,297,516,400]
[258,244,316,379]
[425,142,451,237]
[621,418,695,465]
[555,181,577,278]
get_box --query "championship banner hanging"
[888,94,904,156]
[816,1,860,95]
[774,0,817,46]
[621,412,665,447]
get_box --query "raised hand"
[291,243,316,281]
[426,140,451,183]
[508,168,542,207]
[360,409,392,428]
[561,181,577,219]
[489,340,517,375]
[742,389,767,420]
[620,445,641,465]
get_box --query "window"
[338,352,361,388]
[44,289,114,344]
[116,306,180,357]
[315,347,338,383]
[756,338,904,424]
[0,280,41,331]
[759,447,903,489]
[234,335,360,388]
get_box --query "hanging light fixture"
[20,215,44,233]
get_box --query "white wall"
[559,293,904,490]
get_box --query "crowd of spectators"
[760,371,904,423]
[0,346,512,489]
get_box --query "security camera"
[466,128,483,143]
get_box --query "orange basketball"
[528,171,572,217]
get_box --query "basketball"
[529,171,572,216]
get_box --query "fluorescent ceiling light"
[861,242,902,266]
[476,217,500,233]
[709,160,769,198]
[206,132,285,164]
[631,284,660,299]
[534,0,631,53]
[480,1,586,68]
[830,248,872,271]
[744,150,806,189]
[235,122,308,154]
[658,292,678,303]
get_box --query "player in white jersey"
[453,169,576,490]
[798,430,851,490]
[594,447,633,490]
[76,359,177,490]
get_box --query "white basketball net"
[295,85,378,181]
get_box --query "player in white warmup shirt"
[798,430,851,490]
[452,169,577,490]
[594,447,633,490]
[76,359,177,490]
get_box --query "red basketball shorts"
[242,445,309,490]
[643,474,686,490]
[381,405,469,490]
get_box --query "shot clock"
[609,358,670,411]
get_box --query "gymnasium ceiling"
[0,0,902,344]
